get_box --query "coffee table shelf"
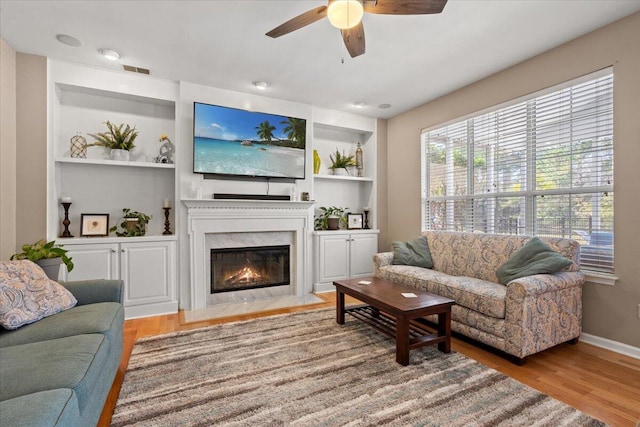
[346,305,447,347]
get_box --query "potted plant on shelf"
[10,239,74,280]
[110,208,151,237]
[329,149,356,176]
[315,206,348,230]
[89,121,139,162]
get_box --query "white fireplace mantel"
[184,199,315,310]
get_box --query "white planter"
[332,168,350,176]
[110,149,130,161]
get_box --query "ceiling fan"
[266,0,448,58]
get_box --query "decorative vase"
[36,257,62,280]
[110,149,130,161]
[70,134,87,158]
[327,217,340,230]
[313,149,321,174]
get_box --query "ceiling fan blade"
[363,0,447,15]
[266,6,328,38]
[341,21,365,58]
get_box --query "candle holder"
[163,207,172,235]
[61,202,74,237]
[363,208,370,229]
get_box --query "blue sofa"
[0,279,124,427]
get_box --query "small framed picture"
[80,214,109,237]
[347,213,364,230]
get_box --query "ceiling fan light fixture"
[98,48,121,61]
[327,0,364,30]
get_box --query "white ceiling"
[1,0,639,119]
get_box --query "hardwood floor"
[99,293,640,427]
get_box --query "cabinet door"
[60,243,118,282]
[317,234,350,283]
[120,241,176,306]
[349,233,378,278]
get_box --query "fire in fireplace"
[210,245,290,293]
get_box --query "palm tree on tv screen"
[282,117,306,148]
[255,121,276,142]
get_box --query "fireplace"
[210,245,290,294]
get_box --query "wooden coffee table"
[334,277,455,366]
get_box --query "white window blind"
[421,69,614,274]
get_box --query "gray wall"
[385,12,640,347]
[15,53,47,247]
[0,38,17,259]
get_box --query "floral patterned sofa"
[374,231,585,363]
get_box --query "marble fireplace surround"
[185,199,315,310]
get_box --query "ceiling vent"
[123,65,150,75]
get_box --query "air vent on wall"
[122,65,150,75]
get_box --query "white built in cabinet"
[314,230,379,292]
[59,237,178,319]
[47,61,179,318]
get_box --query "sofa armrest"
[507,271,585,297]
[59,279,124,305]
[374,252,394,272]
[504,271,584,359]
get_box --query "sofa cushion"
[0,389,80,427]
[0,260,77,330]
[496,237,574,285]
[0,334,109,414]
[0,302,123,349]
[392,236,433,268]
[377,265,507,318]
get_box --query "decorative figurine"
[155,134,175,164]
[355,142,363,177]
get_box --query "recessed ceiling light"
[353,101,366,109]
[253,81,269,90]
[378,103,392,109]
[98,48,121,61]
[56,34,82,47]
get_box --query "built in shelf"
[313,174,373,182]
[55,157,175,169]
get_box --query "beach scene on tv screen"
[194,103,306,178]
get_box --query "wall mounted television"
[193,102,306,180]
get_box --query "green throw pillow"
[496,237,574,285]
[392,236,433,269]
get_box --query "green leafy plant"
[89,121,139,151]
[10,239,74,272]
[315,206,349,230]
[329,149,356,171]
[110,208,151,237]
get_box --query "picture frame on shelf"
[80,214,109,237]
[347,213,364,230]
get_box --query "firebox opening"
[210,245,290,294]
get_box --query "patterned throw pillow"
[0,260,77,330]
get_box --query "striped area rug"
[112,309,604,426]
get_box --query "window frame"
[420,68,615,283]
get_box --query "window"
[421,69,614,274]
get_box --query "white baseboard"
[580,332,640,360]
[124,301,179,320]
[313,283,336,293]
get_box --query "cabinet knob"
[111,249,116,253]
[121,249,125,253]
